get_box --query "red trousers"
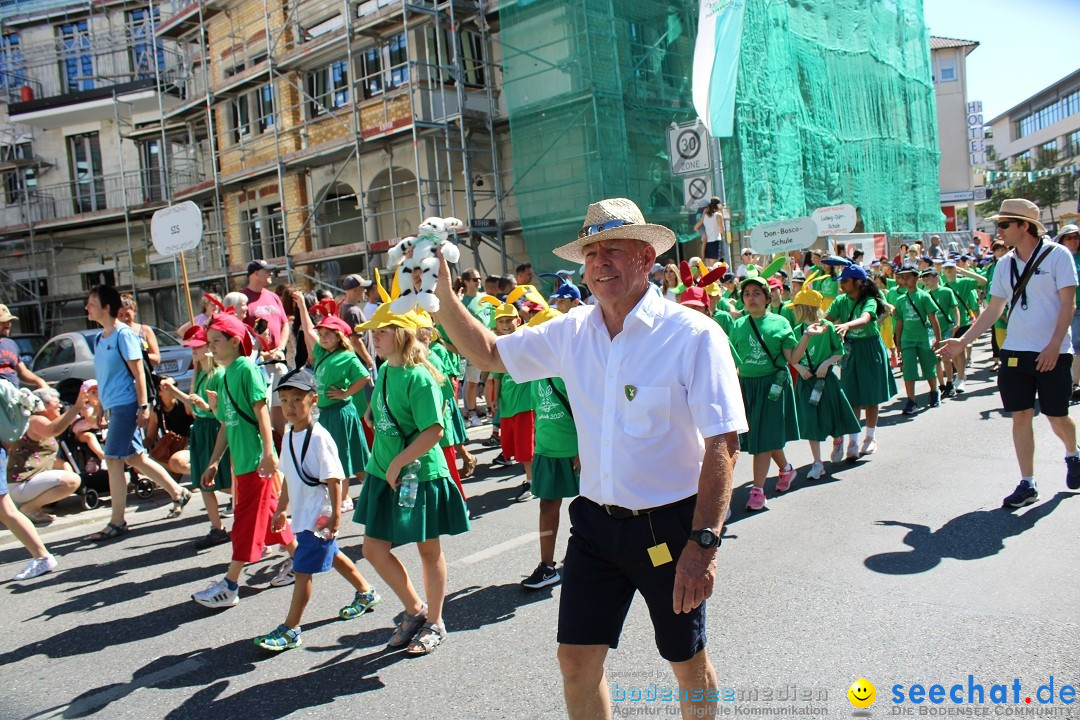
[231,470,295,563]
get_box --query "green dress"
[189,367,231,491]
[312,345,370,477]
[826,293,896,407]
[353,364,470,544]
[729,313,801,454]
[792,322,860,442]
[530,377,580,500]
[428,341,467,448]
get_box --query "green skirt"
[353,474,471,544]
[795,370,861,442]
[317,402,370,477]
[189,416,231,491]
[840,336,897,408]
[531,454,580,500]
[739,373,801,455]
[441,397,468,448]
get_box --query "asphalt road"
[2,343,1078,720]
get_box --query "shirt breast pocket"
[623,386,671,438]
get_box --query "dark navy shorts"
[557,495,706,662]
[292,530,338,574]
[998,350,1072,417]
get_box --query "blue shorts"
[103,403,146,459]
[0,447,8,495]
[1071,308,1080,354]
[292,530,338,574]
[558,496,706,662]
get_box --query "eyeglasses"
[996,221,1015,230]
[579,219,629,238]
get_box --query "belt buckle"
[603,504,639,520]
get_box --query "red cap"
[207,313,253,356]
[767,276,784,291]
[182,326,208,347]
[315,315,353,336]
[679,286,709,309]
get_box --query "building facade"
[930,35,982,232]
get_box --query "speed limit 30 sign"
[668,121,711,176]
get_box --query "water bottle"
[767,370,787,402]
[313,498,335,540]
[809,378,826,406]
[398,460,422,508]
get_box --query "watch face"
[696,529,717,547]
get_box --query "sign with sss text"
[151,201,203,256]
[811,204,857,236]
[748,217,818,254]
[667,121,711,176]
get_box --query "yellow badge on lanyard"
[1007,356,1018,367]
[647,542,673,567]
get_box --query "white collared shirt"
[497,286,747,510]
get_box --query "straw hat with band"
[553,198,676,263]
[988,198,1045,234]
[0,304,17,323]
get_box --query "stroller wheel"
[135,477,155,499]
[83,488,100,510]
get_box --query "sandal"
[167,489,193,519]
[387,603,427,648]
[88,521,128,542]
[405,622,447,656]
[24,511,55,527]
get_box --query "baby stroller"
[55,378,156,511]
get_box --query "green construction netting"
[499,0,943,272]
[718,0,943,233]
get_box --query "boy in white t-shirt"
[255,368,381,652]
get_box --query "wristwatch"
[689,528,722,549]
[138,403,151,411]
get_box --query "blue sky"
[923,0,1080,121]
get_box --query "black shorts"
[953,324,972,339]
[557,496,706,662]
[704,240,723,261]
[997,350,1072,417]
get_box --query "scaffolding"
[0,0,513,334]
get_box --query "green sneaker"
[339,589,382,620]
[254,624,302,652]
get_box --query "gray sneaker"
[270,558,295,587]
[192,578,239,608]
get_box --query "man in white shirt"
[433,198,746,720]
[938,199,1080,507]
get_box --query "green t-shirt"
[778,305,797,328]
[885,277,898,290]
[792,320,843,370]
[495,370,532,418]
[927,286,959,331]
[817,274,840,308]
[216,356,270,476]
[896,288,937,348]
[531,377,577,458]
[192,367,223,420]
[431,339,462,378]
[1073,254,1080,307]
[427,342,458,449]
[944,276,979,321]
[827,294,880,339]
[729,313,796,378]
[313,344,369,409]
[723,290,744,313]
[712,306,734,335]
[367,364,449,482]
[984,260,1008,331]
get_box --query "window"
[938,59,956,82]
[57,20,93,92]
[359,46,383,98]
[1067,130,1080,158]
[1014,149,1032,169]
[140,139,166,202]
[1015,87,1080,138]
[68,132,105,213]
[241,208,262,260]
[230,95,251,142]
[387,33,408,88]
[256,83,275,132]
[0,34,25,93]
[266,204,285,257]
[83,268,115,291]
[424,28,485,86]
[128,8,165,79]
[3,142,36,204]
[306,60,349,117]
[242,206,285,260]
[358,33,409,99]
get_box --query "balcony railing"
[1,27,184,105]
[0,165,204,227]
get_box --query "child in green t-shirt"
[491,303,535,503]
[191,313,297,610]
[895,267,942,415]
[351,304,470,656]
[921,269,961,397]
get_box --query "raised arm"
[433,252,507,373]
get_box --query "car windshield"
[153,327,181,347]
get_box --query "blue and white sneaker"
[192,578,239,608]
[1002,480,1038,509]
[255,624,302,652]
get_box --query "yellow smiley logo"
[848,678,876,709]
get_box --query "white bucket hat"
[553,198,676,263]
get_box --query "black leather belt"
[590,495,695,520]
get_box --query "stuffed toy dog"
[388,216,463,313]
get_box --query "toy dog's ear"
[374,269,391,303]
[443,217,464,233]
[697,266,726,288]
[679,261,694,288]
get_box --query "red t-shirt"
[242,287,287,348]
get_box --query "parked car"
[9,333,45,366]
[32,327,193,403]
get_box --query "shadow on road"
[864,491,1077,574]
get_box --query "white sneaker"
[340,497,354,513]
[845,439,860,462]
[860,437,878,455]
[13,554,57,581]
[466,414,483,428]
[270,558,295,587]
[830,440,844,464]
[806,462,825,480]
[955,378,966,393]
[192,578,239,608]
